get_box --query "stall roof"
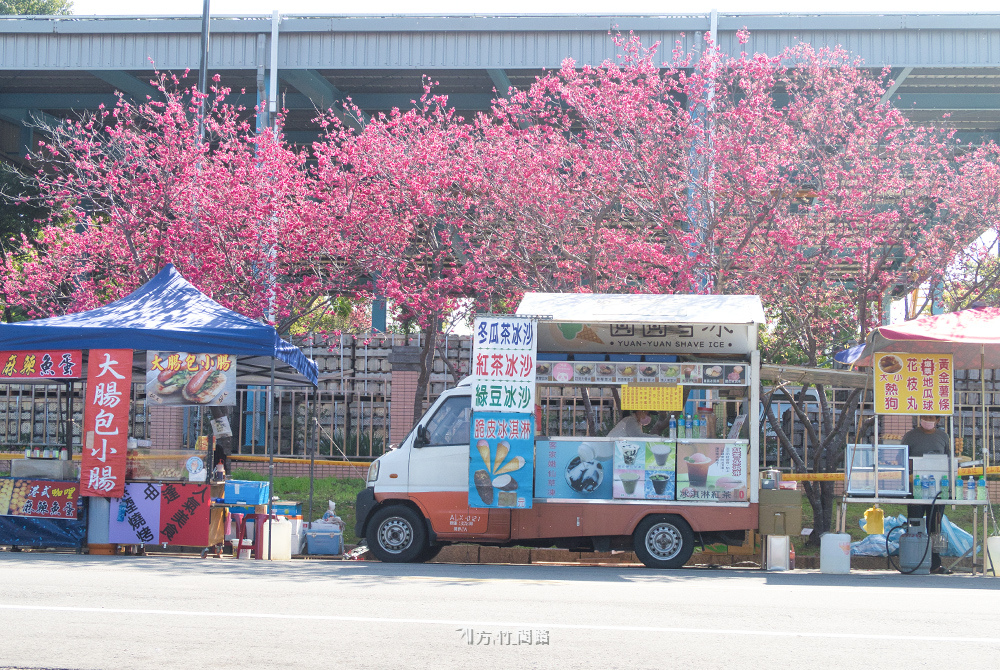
[516,293,766,324]
[760,363,870,390]
[0,264,317,385]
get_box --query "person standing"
[901,416,949,456]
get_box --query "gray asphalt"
[1,553,998,670]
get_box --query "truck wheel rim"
[645,522,682,561]
[378,517,413,554]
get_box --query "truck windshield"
[424,396,473,446]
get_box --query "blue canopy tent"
[0,264,318,386]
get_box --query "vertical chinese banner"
[81,349,133,498]
[874,353,953,415]
[470,316,537,509]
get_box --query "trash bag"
[851,533,899,556]
[940,514,979,557]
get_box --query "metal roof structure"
[2,12,1000,157]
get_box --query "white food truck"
[355,293,765,568]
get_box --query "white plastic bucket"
[985,537,1000,576]
[258,518,293,561]
[820,532,852,574]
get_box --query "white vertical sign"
[472,316,537,413]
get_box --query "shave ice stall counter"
[524,294,759,510]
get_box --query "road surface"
[1,553,998,669]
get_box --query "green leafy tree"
[0,0,73,14]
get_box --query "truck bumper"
[355,486,377,538]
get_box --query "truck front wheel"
[633,515,694,569]
[366,505,429,563]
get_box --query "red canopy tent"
[859,306,1000,370]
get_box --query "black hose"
[889,492,940,574]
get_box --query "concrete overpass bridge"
[1,12,1000,158]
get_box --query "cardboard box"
[758,489,803,536]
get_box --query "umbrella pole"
[983,344,990,481]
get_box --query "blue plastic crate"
[224,480,270,505]
[227,500,300,516]
[304,529,342,555]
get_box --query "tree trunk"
[412,320,439,427]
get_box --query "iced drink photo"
[619,472,639,495]
[649,442,672,467]
[650,473,670,495]
[684,452,714,487]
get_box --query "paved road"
[1,554,999,670]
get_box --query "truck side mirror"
[415,425,430,447]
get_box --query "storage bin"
[305,529,343,555]
[224,480,270,505]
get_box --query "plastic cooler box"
[304,527,342,555]
[224,480,270,505]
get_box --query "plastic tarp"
[0,503,87,549]
[0,264,317,385]
[859,305,1000,370]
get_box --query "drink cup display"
[684,452,714,487]
[650,473,669,495]
[620,443,640,466]
[650,443,672,467]
[620,472,639,495]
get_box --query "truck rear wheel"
[633,515,694,569]
[366,505,429,563]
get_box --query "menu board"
[0,350,81,379]
[0,479,79,519]
[676,441,749,502]
[469,412,534,509]
[472,316,537,413]
[874,353,953,415]
[535,361,748,386]
[533,439,614,500]
[620,385,684,412]
[613,439,676,500]
[81,349,132,498]
[108,482,211,545]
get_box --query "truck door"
[408,394,489,535]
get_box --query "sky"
[70,0,1000,17]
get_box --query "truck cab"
[356,293,765,568]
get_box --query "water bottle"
[940,474,949,499]
[913,474,922,499]
[967,477,977,500]
[927,475,936,498]
[668,415,677,439]
[685,414,693,437]
[921,477,931,500]
[978,476,987,501]
[700,416,708,439]
[693,416,701,439]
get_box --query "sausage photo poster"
[145,352,237,406]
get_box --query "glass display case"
[846,443,910,497]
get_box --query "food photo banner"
[0,479,80,519]
[81,349,132,498]
[469,412,534,509]
[536,361,747,386]
[472,316,537,413]
[146,352,237,406]
[0,350,81,379]
[874,353,953,415]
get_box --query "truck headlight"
[367,460,379,483]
